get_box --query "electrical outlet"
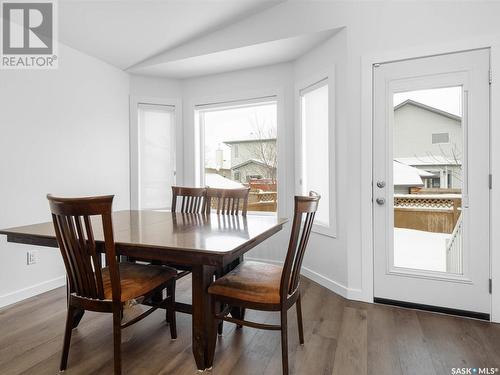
[27,250,38,265]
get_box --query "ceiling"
[59,0,339,79]
[59,0,284,70]
[127,29,340,78]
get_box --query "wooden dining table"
[0,210,287,371]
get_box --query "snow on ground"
[394,227,451,272]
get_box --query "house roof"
[395,156,461,167]
[393,161,426,187]
[394,99,462,121]
[224,138,277,146]
[231,159,275,170]
[205,173,244,189]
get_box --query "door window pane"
[393,87,463,273]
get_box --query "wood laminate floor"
[1,276,500,375]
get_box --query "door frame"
[129,95,182,210]
[359,36,500,322]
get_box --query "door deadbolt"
[376,181,386,188]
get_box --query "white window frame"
[129,96,181,210]
[194,94,284,216]
[296,69,337,237]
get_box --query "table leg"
[191,264,217,371]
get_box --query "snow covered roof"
[223,138,276,145]
[393,161,425,187]
[394,156,461,167]
[231,158,274,170]
[205,173,244,189]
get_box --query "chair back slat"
[280,192,320,299]
[48,195,120,301]
[205,188,250,216]
[171,186,207,213]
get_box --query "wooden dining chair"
[171,186,207,213]
[47,195,177,375]
[205,187,250,216]
[204,187,250,332]
[208,192,320,375]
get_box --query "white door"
[132,103,176,210]
[373,49,491,316]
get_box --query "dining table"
[0,210,287,371]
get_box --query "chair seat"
[208,261,282,304]
[102,262,177,302]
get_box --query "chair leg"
[236,307,246,329]
[280,309,289,375]
[112,310,122,375]
[60,305,75,371]
[166,281,177,339]
[296,294,304,345]
[218,320,224,335]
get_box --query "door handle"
[376,197,385,205]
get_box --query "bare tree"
[247,112,277,182]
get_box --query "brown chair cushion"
[102,263,177,302]
[208,261,282,304]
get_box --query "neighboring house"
[393,160,434,194]
[230,159,273,183]
[394,100,462,189]
[223,138,277,182]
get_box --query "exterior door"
[373,49,491,316]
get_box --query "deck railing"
[446,213,463,274]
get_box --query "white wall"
[293,30,350,295]
[130,74,182,98]
[0,43,130,307]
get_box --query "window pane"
[200,101,278,213]
[138,104,174,210]
[302,83,329,226]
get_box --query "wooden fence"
[394,195,461,234]
[247,191,277,212]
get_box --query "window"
[196,98,278,213]
[300,79,330,228]
[431,177,441,188]
[432,132,449,144]
[137,103,175,209]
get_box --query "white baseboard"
[300,266,349,298]
[245,256,352,299]
[0,276,66,309]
